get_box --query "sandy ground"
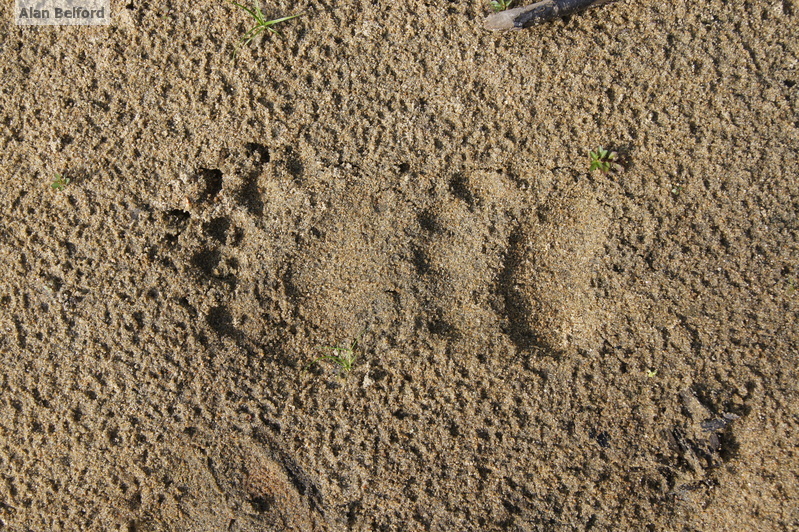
[1,0,798,530]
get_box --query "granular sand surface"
[1,0,798,530]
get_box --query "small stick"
[484,0,615,31]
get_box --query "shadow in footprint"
[495,227,546,352]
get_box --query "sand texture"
[1,0,798,529]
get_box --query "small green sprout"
[305,332,364,377]
[490,0,514,12]
[51,173,70,191]
[231,1,302,49]
[646,369,658,378]
[589,147,622,174]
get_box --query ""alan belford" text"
[19,6,106,20]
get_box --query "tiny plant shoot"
[305,332,364,377]
[51,173,70,191]
[231,1,302,49]
[589,147,622,174]
[490,0,514,12]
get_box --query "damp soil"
[1,0,798,530]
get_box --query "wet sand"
[1,0,798,529]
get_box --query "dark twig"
[485,0,615,31]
